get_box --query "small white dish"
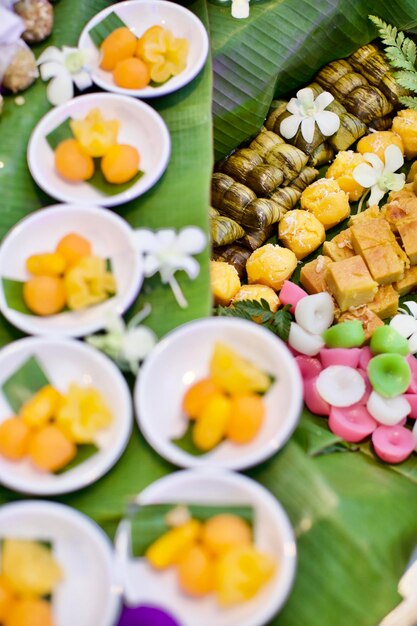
[78,0,209,99]
[27,93,170,207]
[135,318,303,470]
[0,500,121,626]
[117,468,296,626]
[0,204,143,338]
[0,336,132,495]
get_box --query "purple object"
[118,606,181,626]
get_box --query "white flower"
[134,227,207,309]
[86,305,157,375]
[231,0,250,19]
[280,88,340,144]
[352,145,405,207]
[37,45,93,106]
[391,301,417,354]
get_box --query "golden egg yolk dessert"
[55,233,92,268]
[23,276,67,316]
[357,130,404,161]
[210,260,241,306]
[70,108,120,158]
[278,209,325,260]
[231,284,280,312]
[136,25,189,84]
[392,109,417,159]
[64,256,116,311]
[100,27,138,71]
[325,150,366,201]
[300,177,350,230]
[26,253,66,277]
[246,244,297,291]
[101,144,140,184]
[56,383,113,444]
[54,139,94,183]
[113,57,151,89]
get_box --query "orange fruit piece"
[192,392,231,452]
[54,139,94,182]
[20,385,63,430]
[56,233,92,268]
[182,378,218,420]
[26,253,66,277]
[0,576,15,621]
[23,276,66,316]
[101,144,140,184]
[100,27,137,72]
[113,57,151,89]
[177,544,214,597]
[0,418,31,461]
[226,394,265,444]
[28,425,76,473]
[136,25,164,59]
[5,598,54,626]
[202,514,252,556]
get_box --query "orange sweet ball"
[0,576,15,622]
[182,378,218,420]
[28,425,76,473]
[55,233,92,268]
[100,27,137,71]
[113,57,151,90]
[23,276,67,316]
[5,598,54,626]
[177,544,214,597]
[0,417,31,461]
[201,514,252,556]
[101,144,140,184]
[226,394,265,444]
[54,139,94,182]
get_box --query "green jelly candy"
[367,353,411,398]
[370,325,409,356]
[322,320,365,348]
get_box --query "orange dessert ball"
[0,417,31,461]
[0,576,15,622]
[5,598,54,626]
[177,544,214,597]
[202,514,252,556]
[101,144,140,184]
[226,394,265,444]
[28,425,76,473]
[54,139,94,183]
[100,27,137,71]
[55,233,92,268]
[26,253,66,277]
[23,276,66,316]
[182,378,218,420]
[113,57,151,89]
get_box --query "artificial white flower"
[86,304,157,375]
[231,0,250,19]
[352,144,405,207]
[280,87,340,144]
[391,301,417,354]
[134,226,207,309]
[37,45,93,106]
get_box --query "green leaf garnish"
[217,299,292,342]
[172,422,208,456]
[89,12,127,47]
[2,357,50,413]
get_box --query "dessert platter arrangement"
[3,0,417,625]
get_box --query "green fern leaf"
[395,70,417,91]
[403,38,417,65]
[399,95,417,109]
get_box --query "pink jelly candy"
[304,376,330,416]
[357,369,372,405]
[404,394,417,418]
[328,404,377,442]
[295,355,323,380]
[359,346,373,371]
[372,425,415,464]
[320,348,361,369]
[407,355,417,394]
[279,280,308,314]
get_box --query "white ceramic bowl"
[118,469,296,626]
[0,204,143,338]
[27,93,170,207]
[0,336,132,495]
[135,318,303,470]
[78,0,209,99]
[0,500,121,626]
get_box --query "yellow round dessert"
[325,151,366,201]
[232,284,280,312]
[300,178,350,230]
[357,130,404,161]
[278,209,325,260]
[246,244,297,291]
[211,260,241,306]
[392,109,417,159]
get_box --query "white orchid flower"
[352,145,405,207]
[231,0,250,19]
[134,227,207,309]
[37,45,94,106]
[391,301,417,354]
[86,304,157,375]
[280,88,340,144]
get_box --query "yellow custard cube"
[368,285,399,319]
[398,219,417,264]
[350,217,394,254]
[326,255,378,311]
[300,255,332,294]
[361,243,405,285]
[395,266,417,296]
[322,228,355,262]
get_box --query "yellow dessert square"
[398,220,417,264]
[362,243,405,284]
[350,218,394,255]
[339,306,384,342]
[368,285,399,319]
[395,266,417,296]
[326,255,378,311]
[300,255,332,294]
[322,228,354,262]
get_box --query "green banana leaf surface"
[1,1,417,626]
